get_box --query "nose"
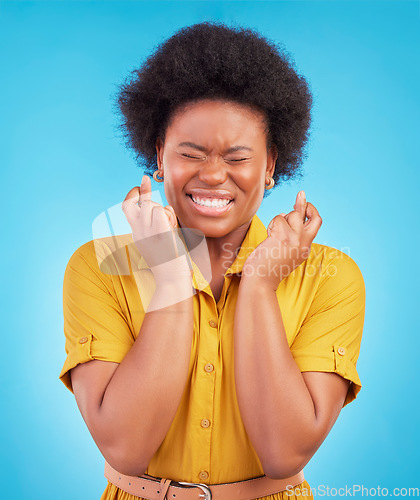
[197,158,228,186]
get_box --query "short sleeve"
[290,250,366,407]
[59,240,135,394]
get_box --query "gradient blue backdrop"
[1,1,419,499]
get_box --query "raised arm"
[234,192,351,478]
[234,279,349,478]
[70,175,194,476]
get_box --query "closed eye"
[226,158,251,162]
[182,153,205,160]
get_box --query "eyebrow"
[225,145,253,154]
[178,142,207,152]
[178,142,253,154]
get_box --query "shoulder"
[65,233,136,277]
[298,243,366,321]
[307,243,365,289]
[281,242,365,311]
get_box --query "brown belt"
[104,460,305,500]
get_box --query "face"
[156,99,277,239]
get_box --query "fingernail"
[300,191,306,200]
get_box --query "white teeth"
[191,196,231,208]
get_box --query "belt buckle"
[177,480,212,500]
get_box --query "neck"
[178,219,252,270]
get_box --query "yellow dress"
[59,215,365,500]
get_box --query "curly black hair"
[114,22,312,192]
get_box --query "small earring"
[265,177,275,190]
[153,169,164,183]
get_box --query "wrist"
[148,280,194,312]
[151,255,193,285]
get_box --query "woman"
[59,22,365,500]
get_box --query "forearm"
[96,279,194,475]
[234,277,323,476]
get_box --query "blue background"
[1,1,419,498]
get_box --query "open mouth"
[186,194,235,216]
[187,194,234,208]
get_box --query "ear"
[156,138,164,170]
[266,144,278,178]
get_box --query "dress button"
[209,319,217,328]
[200,418,211,428]
[79,337,88,344]
[198,471,209,481]
[204,363,214,373]
[337,347,346,356]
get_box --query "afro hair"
[114,22,313,191]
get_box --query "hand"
[242,191,322,289]
[122,175,191,279]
